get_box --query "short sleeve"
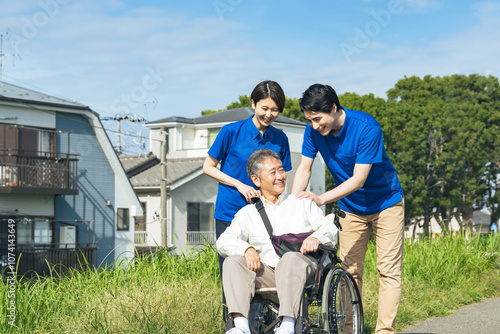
[280,135,292,172]
[301,123,318,159]
[356,125,384,164]
[207,125,232,161]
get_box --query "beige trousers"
[339,200,405,334]
[222,252,317,319]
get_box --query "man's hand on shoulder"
[300,237,320,254]
[244,247,262,273]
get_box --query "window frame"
[117,208,130,231]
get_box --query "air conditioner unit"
[59,226,76,248]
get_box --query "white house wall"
[149,127,163,158]
[0,194,54,216]
[171,173,218,255]
[113,172,138,265]
[135,193,162,247]
[0,104,56,129]
[272,124,303,153]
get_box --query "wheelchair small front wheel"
[321,267,364,334]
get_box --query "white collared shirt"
[216,194,338,268]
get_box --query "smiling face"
[252,97,280,132]
[303,104,344,136]
[251,156,287,202]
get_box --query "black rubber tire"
[321,267,364,333]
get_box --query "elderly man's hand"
[300,237,320,254]
[244,247,262,273]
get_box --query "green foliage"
[201,108,223,116]
[201,95,252,116]
[1,235,499,333]
[385,74,500,231]
[282,97,305,122]
[226,95,252,110]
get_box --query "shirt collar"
[335,106,349,139]
[261,193,285,206]
[247,115,271,140]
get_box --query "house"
[121,107,325,255]
[405,210,494,240]
[0,81,143,276]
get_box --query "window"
[0,123,55,157]
[187,202,214,232]
[208,128,221,147]
[13,217,53,245]
[117,208,130,231]
[134,202,146,232]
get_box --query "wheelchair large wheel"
[322,267,364,333]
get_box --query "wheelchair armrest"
[318,244,336,254]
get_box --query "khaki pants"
[222,252,317,319]
[339,200,405,334]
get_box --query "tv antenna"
[132,96,157,121]
[0,32,20,82]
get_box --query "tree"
[226,95,252,110]
[386,74,500,236]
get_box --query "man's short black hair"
[299,84,341,114]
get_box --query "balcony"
[0,152,78,195]
[186,231,216,245]
[134,231,149,245]
[0,243,97,277]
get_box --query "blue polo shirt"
[208,116,292,221]
[302,107,403,215]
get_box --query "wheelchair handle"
[331,207,346,218]
[331,208,345,231]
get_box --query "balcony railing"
[186,231,216,245]
[134,231,148,245]
[0,243,97,278]
[0,151,78,195]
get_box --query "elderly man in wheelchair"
[217,148,353,334]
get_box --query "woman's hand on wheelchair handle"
[244,247,262,273]
[300,237,320,255]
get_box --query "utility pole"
[160,125,168,247]
[101,114,145,155]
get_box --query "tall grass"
[1,234,499,333]
[362,233,500,333]
[1,245,225,333]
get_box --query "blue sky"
[1,0,499,154]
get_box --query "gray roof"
[119,152,159,176]
[147,107,305,127]
[0,81,90,110]
[119,154,204,187]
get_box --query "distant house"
[405,210,495,240]
[0,82,143,276]
[121,107,325,255]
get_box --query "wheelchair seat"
[250,245,364,333]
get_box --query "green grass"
[1,234,499,333]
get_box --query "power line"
[100,114,146,155]
[0,91,164,144]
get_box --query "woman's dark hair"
[299,84,341,114]
[251,80,286,113]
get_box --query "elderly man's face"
[252,157,287,198]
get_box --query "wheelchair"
[248,209,364,334]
